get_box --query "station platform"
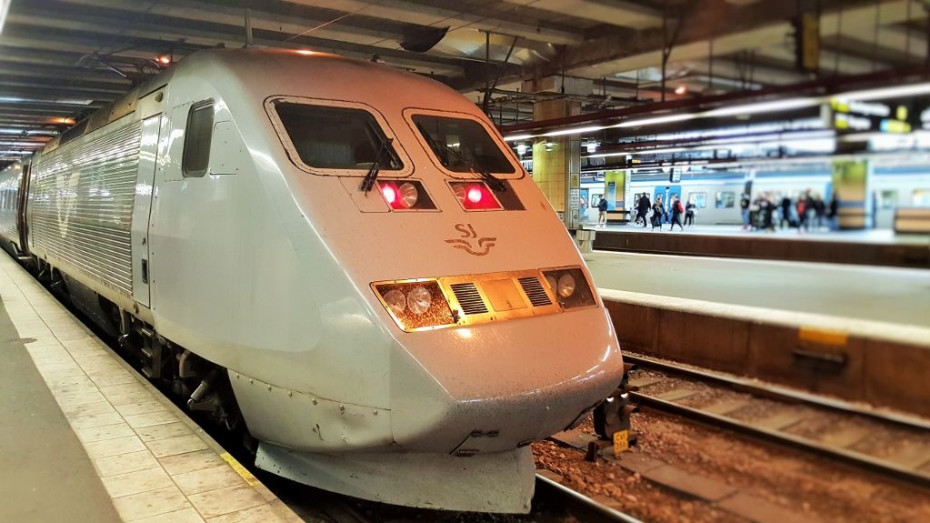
[0,254,300,522]
[588,224,930,269]
[586,251,930,417]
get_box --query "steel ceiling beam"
[287,0,586,45]
[502,0,663,29]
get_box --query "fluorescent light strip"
[0,0,10,35]
[702,98,818,118]
[542,125,606,137]
[612,114,694,128]
[841,82,930,102]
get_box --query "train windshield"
[275,103,403,171]
[412,115,515,174]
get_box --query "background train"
[580,167,930,228]
[0,49,625,513]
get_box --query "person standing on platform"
[780,195,792,229]
[814,194,826,230]
[652,196,664,230]
[761,196,775,232]
[636,194,651,228]
[685,197,696,226]
[740,193,751,230]
[597,196,608,228]
[669,195,685,231]
[828,192,840,231]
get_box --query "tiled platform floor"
[0,253,301,523]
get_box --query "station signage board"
[826,99,912,135]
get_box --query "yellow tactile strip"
[0,255,302,523]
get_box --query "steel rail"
[624,353,930,432]
[626,358,930,489]
[535,474,643,523]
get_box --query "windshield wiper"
[416,123,506,193]
[360,134,393,193]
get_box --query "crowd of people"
[630,193,696,231]
[592,189,840,233]
[739,189,839,233]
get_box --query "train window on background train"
[274,103,403,171]
[182,100,215,177]
[412,115,515,174]
[715,191,735,209]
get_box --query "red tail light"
[451,182,501,210]
[379,181,424,209]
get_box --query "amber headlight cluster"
[372,280,456,331]
[542,267,597,310]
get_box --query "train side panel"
[0,163,23,256]
[28,118,142,307]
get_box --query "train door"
[130,90,165,308]
[653,186,665,205]
[16,162,30,254]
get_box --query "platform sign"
[827,99,912,135]
[612,430,630,456]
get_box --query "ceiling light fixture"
[0,0,10,35]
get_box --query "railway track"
[625,353,930,489]
[535,473,642,523]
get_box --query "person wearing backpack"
[597,196,608,227]
[651,196,664,230]
[669,195,684,231]
[684,198,696,227]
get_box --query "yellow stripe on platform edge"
[220,452,261,487]
[798,326,849,347]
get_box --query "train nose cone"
[387,306,624,453]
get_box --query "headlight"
[450,181,501,210]
[542,267,596,310]
[398,182,419,208]
[383,289,407,315]
[406,285,432,314]
[557,273,576,298]
[372,280,456,331]
[378,180,434,210]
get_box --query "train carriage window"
[715,191,735,209]
[913,189,930,206]
[182,100,215,177]
[412,115,515,174]
[879,190,898,209]
[689,192,707,209]
[274,103,403,171]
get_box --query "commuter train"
[0,49,626,513]
[617,169,930,227]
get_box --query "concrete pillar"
[532,99,581,229]
[831,159,871,229]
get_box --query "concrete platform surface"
[592,223,930,245]
[0,254,301,522]
[0,289,121,522]
[585,251,930,328]
[590,224,930,268]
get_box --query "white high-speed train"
[0,49,625,513]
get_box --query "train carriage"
[0,48,625,513]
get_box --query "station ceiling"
[1,0,928,168]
